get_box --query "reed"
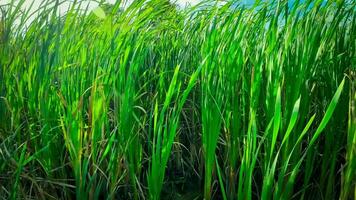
[0,0,355,199]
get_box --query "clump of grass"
[0,0,355,199]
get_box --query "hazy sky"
[1,0,263,15]
[1,0,202,13]
[0,0,204,27]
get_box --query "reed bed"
[0,0,355,199]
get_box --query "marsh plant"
[0,0,355,199]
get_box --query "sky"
[1,1,324,18]
[0,0,205,27]
[1,0,203,12]
[3,0,310,25]
[0,1,264,15]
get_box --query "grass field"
[0,0,355,199]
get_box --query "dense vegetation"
[0,0,355,199]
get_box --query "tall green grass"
[0,0,355,199]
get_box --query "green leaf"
[281,97,301,146]
[309,78,345,147]
[92,6,106,19]
[216,158,227,200]
[270,86,281,160]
